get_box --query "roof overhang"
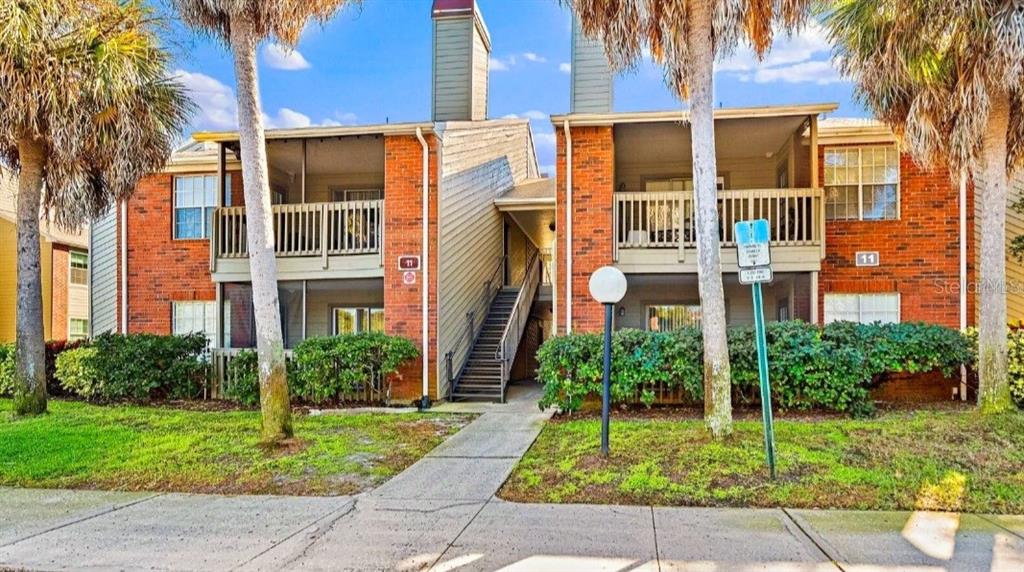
[550,103,839,127]
[816,121,898,145]
[192,121,436,144]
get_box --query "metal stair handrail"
[446,254,506,398]
[495,249,541,400]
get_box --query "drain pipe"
[120,199,128,334]
[416,127,431,410]
[959,172,968,400]
[563,120,573,333]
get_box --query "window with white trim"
[69,250,88,286]
[824,146,899,220]
[173,174,230,239]
[69,318,88,341]
[332,307,384,335]
[647,304,702,331]
[172,301,229,347]
[824,293,900,324]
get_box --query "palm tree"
[823,0,1023,413]
[171,0,360,442]
[568,0,811,437]
[0,0,191,415]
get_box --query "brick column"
[383,134,440,401]
[50,245,69,340]
[555,126,615,334]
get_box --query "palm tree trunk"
[14,137,48,415]
[686,0,732,437]
[978,91,1013,413]
[229,12,293,441]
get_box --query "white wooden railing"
[208,348,294,399]
[613,188,824,258]
[496,250,541,402]
[214,200,383,263]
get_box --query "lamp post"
[588,266,627,456]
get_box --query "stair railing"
[495,250,541,402]
[445,254,507,398]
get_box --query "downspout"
[960,172,968,400]
[120,200,128,334]
[563,120,573,333]
[416,127,431,409]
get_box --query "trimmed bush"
[964,328,1024,408]
[292,332,419,404]
[0,343,13,397]
[221,333,420,405]
[537,321,972,416]
[54,333,208,401]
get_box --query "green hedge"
[54,333,208,401]
[964,327,1024,408]
[537,321,972,416]
[1,339,87,398]
[0,344,13,397]
[224,332,420,406]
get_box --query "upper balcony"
[209,136,386,282]
[607,108,826,273]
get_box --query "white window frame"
[173,174,230,239]
[824,145,900,221]
[69,250,88,286]
[823,293,901,324]
[68,318,89,341]
[331,306,384,335]
[330,188,383,202]
[172,301,228,347]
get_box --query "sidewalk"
[1,385,1023,571]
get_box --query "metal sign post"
[735,219,777,480]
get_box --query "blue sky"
[166,0,868,175]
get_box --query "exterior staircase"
[450,287,520,401]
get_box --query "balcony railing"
[613,188,823,259]
[213,200,383,263]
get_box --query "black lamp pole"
[601,302,613,456]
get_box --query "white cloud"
[533,131,556,151]
[715,23,846,85]
[490,56,513,71]
[263,43,312,71]
[739,60,843,85]
[264,108,312,129]
[521,110,548,120]
[173,69,238,130]
[319,111,359,126]
[522,52,547,63]
[501,113,519,119]
[559,62,571,74]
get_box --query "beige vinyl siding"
[570,15,613,113]
[433,18,474,122]
[437,121,536,396]
[303,279,384,338]
[615,155,779,191]
[471,23,489,121]
[506,219,529,286]
[88,207,118,336]
[975,174,1024,323]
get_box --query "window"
[647,305,701,331]
[173,174,230,239]
[331,188,382,202]
[825,146,899,220]
[172,301,226,347]
[69,250,88,285]
[332,307,384,335]
[69,318,88,341]
[824,293,900,324]
[777,298,790,321]
[644,177,725,192]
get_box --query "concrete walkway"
[1,385,1023,571]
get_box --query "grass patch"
[500,409,1024,513]
[0,399,473,495]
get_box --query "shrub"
[0,343,13,397]
[292,332,419,404]
[55,347,102,399]
[537,321,972,415]
[223,350,261,407]
[54,333,208,401]
[46,339,87,396]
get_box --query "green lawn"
[500,408,1024,513]
[0,399,472,495]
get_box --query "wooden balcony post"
[320,204,329,269]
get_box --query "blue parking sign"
[735,219,771,269]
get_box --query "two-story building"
[88,0,550,403]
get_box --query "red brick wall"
[383,134,440,401]
[555,126,615,334]
[818,144,975,327]
[121,171,241,334]
[50,244,69,340]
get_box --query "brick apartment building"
[89,0,548,403]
